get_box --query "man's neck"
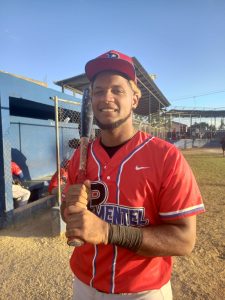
[100,125,136,147]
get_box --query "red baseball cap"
[85,50,137,83]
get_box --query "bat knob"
[67,238,84,247]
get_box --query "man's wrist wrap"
[108,224,143,252]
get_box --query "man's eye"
[93,90,104,96]
[112,89,124,95]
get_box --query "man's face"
[91,71,139,130]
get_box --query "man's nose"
[104,90,114,102]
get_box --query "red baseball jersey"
[11,162,23,178]
[63,131,205,293]
[48,168,68,194]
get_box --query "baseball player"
[48,159,70,195]
[61,50,205,299]
[11,161,31,207]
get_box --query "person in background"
[48,159,70,195]
[11,161,31,208]
[220,135,225,157]
[62,50,205,300]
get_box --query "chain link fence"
[58,102,81,159]
[3,129,13,209]
[133,117,167,140]
[53,96,81,202]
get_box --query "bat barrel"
[81,88,93,138]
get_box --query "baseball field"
[0,147,224,299]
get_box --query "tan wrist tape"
[108,224,143,252]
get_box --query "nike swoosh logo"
[135,166,150,171]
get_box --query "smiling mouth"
[100,108,118,112]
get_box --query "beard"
[94,111,132,130]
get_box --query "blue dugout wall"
[0,72,80,219]
[10,117,57,179]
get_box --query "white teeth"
[101,108,116,112]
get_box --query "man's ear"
[132,93,139,109]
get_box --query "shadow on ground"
[0,209,65,238]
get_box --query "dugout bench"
[23,179,49,202]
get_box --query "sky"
[1,0,225,110]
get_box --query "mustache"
[94,111,132,130]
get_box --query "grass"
[182,148,225,199]
[172,148,225,299]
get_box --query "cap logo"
[106,52,119,59]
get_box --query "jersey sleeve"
[158,147,205,220]
[48,172,58,193]
[48,168,68,193]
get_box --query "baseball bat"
[67,88,93,247]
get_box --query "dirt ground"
[0,148,224,300]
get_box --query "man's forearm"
[136,217,196,257]
[107,216,196,257]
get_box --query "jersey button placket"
[101,167,111,181]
